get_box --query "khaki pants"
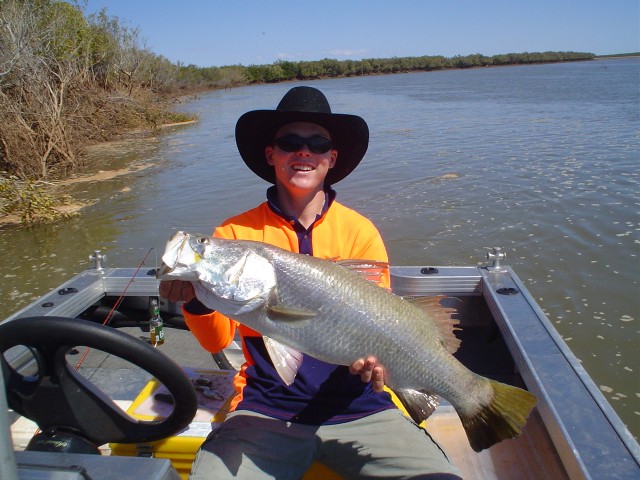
[189,409,462,480]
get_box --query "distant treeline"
[228,51,595,85]
[1,0,595,183]
[596,52,640,58]
[162,52,599,92]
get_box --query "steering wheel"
[0,316,198,448]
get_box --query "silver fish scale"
[229,241,480,407]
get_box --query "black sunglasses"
[274,134,333,154]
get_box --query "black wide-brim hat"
[235,86,369,185]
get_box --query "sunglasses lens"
[307,137,333,153]
[275,135,304,152]
[275,135,332,154]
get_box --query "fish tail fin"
[459,379,537,452]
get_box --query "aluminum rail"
[480,266,639,480]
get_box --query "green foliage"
[0,172,73,224]
[274,60,299,80]
[41,1,91,62]
[0,0,597,195]
[238,51,595,84]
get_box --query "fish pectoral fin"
[393,388,440,425]
[267,305,317,321]
[263,336,303,386]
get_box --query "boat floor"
[10,326,569,479]
[425,407,568,479]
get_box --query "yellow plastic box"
[109,368,342,479]
[109,368,236,479]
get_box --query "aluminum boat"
[2,248,638,479]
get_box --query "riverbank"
[0,54,630,228]
[0,119,198,228]
[0,120,197,228]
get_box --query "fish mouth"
[156,260,201,281]
[156,230,198,279]
[156,263,174,279]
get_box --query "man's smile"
[291,163,315,172]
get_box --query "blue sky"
[83,1,639,67]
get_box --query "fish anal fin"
[459,379,537,452]
[407,296,461,354]
[263,336,303,386]
[393,388,440,425]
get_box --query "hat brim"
[235,110,369,185]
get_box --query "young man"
[160,87,461,479]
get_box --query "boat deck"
[10,326,570,479]
[426,407,567,479]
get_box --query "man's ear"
[265,146,274,166]
[329,149,337,168]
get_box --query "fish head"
[156,230,204,281]
[157,231,276,316]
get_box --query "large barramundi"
[157,231,536,452]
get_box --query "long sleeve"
[183,307,237,354]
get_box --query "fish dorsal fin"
[263,336,303,386]
[335,259,389,285]
[393,388,440,424]
[407,296,461,354]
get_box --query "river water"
[1,57,638,437]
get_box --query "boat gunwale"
[480,266,640,479]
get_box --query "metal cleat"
[90,250,106,271]
[486,247,506,272]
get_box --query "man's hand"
[349,356,385,393]
[159,280,195,303]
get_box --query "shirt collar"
[266,186,335,229]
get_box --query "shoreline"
[3,55,635,228]
[0,121,197,228]
[0,163,154,227]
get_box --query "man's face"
[265,122,337,193]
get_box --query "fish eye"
[196,237,209,244]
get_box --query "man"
[160,86,461,479]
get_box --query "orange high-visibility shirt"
[183,193,393,422]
